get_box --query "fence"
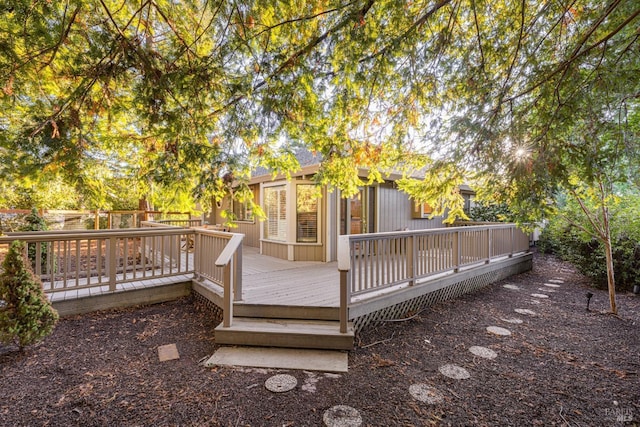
[0,228,196,294]
[337,224,530,332]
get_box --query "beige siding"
[261,240,288,260]
[233,221,260,247]
[377,183,444,231]
[210,185,261,248]
[294,244,324,262]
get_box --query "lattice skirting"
[352,260,529,333]
[192,291,223,325]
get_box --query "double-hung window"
[232,199,254,222]
[264,185,287,241]
[296,184,318,243]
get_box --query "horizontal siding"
[377,183,444,232]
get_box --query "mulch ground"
[1,252,639,426]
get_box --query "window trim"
[296,184,319,243]
[263,184,287,242]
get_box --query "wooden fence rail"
[337,224,530,333]
[0,228,196,293]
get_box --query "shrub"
[468,202,515,222]
[84,215,108,230]
[0,240,59,350]
[18,208,50,272]
[539,194,640,292]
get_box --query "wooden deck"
[4,225,532,351]
[239,247,339,307]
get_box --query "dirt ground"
[1,252,639,426]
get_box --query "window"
[264,185,287,241]
[232,200,254,222]
[296,184,318,243]
[412,200,433,219]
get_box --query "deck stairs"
[214,304,355,350]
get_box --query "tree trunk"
[603,237,618,315]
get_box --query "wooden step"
[233,303,339,321]
[214,317,354,350]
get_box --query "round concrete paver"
[439,364,471,380]
[543,283,561,288]
[323,405,362,427]
[515,308,537,315]
[538,288,556,293]
[531,293,549,299]
[503,284,520,290]
[409,384,444,404]
[501,317,523,324]
[549,279,565,284]
[265,374,297,393]
[469,346,497,359]
[487,326,511,336]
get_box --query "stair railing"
[214,233,244,328]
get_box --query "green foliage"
[0,176,81,210]
[0,1,637,230]
[0,240,59,350]
[538,193,640,292]
[468,202,515,223]
[84,216,108,230]
[18,208,49,272]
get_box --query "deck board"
[240,247,340,307]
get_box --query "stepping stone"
[503,284,520,290]
[409,384,444,404]
[323,405,362,427]
[529,299,541,304]
[538,288,556,293]
[487,326,511,336]
[158,344,179,362]
[543,283,561,288]
[515,309,537,315]
[469,346,497,359]
[265,374,297,393]
[500,317,523,324]
[439,364,471,380]
[549,279,565,284]
[531,293,549,299]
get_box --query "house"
[209,149,475,262]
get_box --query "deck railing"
[337,224,530,333]
[154,219,204,227]
[212,233,244,327]
[141,221,245,328]
[0,228,196,294]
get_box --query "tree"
[0,240,59,350]
[1,1,638,309]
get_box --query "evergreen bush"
[18,208,49,273]
[0,240,59,350]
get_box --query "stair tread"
[216,317,354,336]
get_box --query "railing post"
[509,226,514,258]
[339,269,351,334]
[486,227,491,263]
[222,261,233,328]
[407,235,415,286]
[453,230,460,272]
[108,236,117,291]
[338,235,352,334]
[233,244,243,302]
[193,231,201,280]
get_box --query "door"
[340,188,375,235]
